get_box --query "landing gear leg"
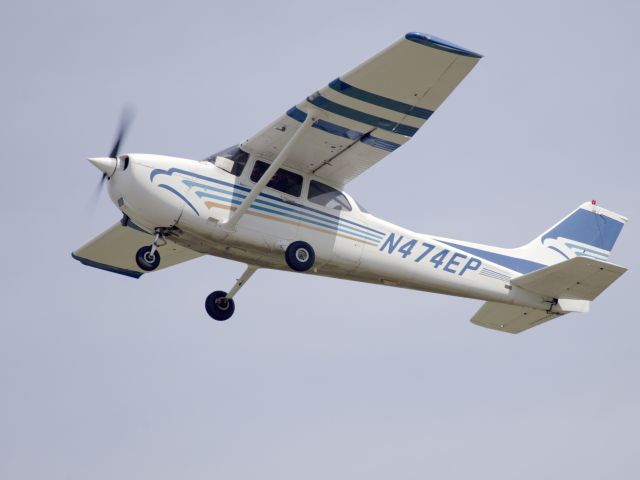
[205,265,257,321]
[135,228,167,271]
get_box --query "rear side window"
[250,160,303,197]
[308,180,352,211]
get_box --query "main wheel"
[285,241,315,272]
[135,246,161,271]
[205,291,235,321]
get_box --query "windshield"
[205,145,249,176]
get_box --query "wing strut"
[222,113,314,231]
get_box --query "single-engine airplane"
[73,32,628,333]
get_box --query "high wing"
[72,222,202,278]
[240,32,481,186]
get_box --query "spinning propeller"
[89,107,134,200]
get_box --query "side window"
[308,180,352,211]
[207,145,248,177]
[250,160,303,197]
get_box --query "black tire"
[205,291,235,321]
[135,245,161,271]
[285,241,315,272]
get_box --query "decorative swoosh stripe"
[149,168,386,244]
[565,242,609,261]
[183,179,382,239]
[158,184,200,216]
[151,168,386,237]
[184,180,383,243]
[541,208,624,251]
[329,78,433,120]
[203,200,378,247]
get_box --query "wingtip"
[405,32,482,58]
[71,252,143,279]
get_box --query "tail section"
[472,256,627,333]
[471,202,628,334]
[516,201,627,266]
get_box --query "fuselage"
[106,153,553,311]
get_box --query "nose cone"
[88,157,117,177]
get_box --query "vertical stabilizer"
[516,202,627,266]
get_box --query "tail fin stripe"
[541,208,624,251]
[565,243,609,260]
[547,246,570,260]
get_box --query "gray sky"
[2,0,639,478]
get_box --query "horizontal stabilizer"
[72,222,202,278]
[471,302,561,334]
[511,257,626,301]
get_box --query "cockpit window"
[250,160,303,197]
[206,145,248,176]
[308,180,352,211]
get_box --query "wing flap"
[511,257,627,301]
[72,222,202,278]
[471,302,562,334]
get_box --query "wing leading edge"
[240,32,481,186]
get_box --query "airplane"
[73,32,628,334]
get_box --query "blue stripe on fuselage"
[189,183,381,242]
[149,168,386,238]
[437,240,546,274]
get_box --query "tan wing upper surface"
[241,32,481,186]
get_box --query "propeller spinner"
[90,107,134,190]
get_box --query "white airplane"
[73,32,628,333]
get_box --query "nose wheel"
[135,228,168,271]
[205,265,257,321]
[136,245,161,271]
